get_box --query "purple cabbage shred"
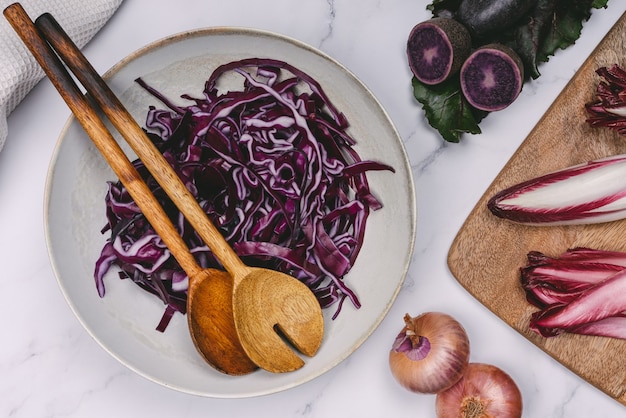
[94,58,394,331]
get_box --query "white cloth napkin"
[0,0,123,151]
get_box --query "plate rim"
[43,26,417,398]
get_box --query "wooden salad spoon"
[5,3,324,373]
[3,3,257,376]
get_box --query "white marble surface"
[2,0,626,416]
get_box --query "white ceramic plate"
[44,27,416,398]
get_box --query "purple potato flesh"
[408,24,451,84]
[460,44,523,111]
[407,18,471,85]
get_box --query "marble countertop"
[3,1,626,416]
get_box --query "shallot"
[435,363,523,418]
[388,312,470,394]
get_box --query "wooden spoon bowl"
[232,267,324,373]
[187,268,258,375]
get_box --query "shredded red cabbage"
[94,58,394,331]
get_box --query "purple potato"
[407,17,471,85]
[460,43,524,111]
[456,0,538,38]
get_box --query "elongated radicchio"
[521,248,626,340]
[94,58,394,331]
[488,154,626,225]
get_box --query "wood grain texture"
[448,12,626,405]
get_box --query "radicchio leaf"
[521,248,626,340]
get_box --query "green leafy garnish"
[528,0,608,71]
[412,77,487,143]
[416,0,609,142]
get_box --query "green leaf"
[592,0,609,9]
[508,0,557,79]
[412,77,486,143]
[537,1,601,63]
[504,0,600,78]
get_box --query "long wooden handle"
[3,3,202,278]
[33,11,248,277]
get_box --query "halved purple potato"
[407,17,471,85]
[460,44,524,112]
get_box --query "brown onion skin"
[436,363,523,418]
[389,312,470,394]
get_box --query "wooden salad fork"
[4,2,323,373]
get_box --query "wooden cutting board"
[448,12,626,406]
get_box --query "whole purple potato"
[456,0,538,38]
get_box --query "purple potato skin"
[460,43,524,111]
[456,0,538,38]
[407,18,471,85]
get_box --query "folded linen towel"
[0,0,124,151]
